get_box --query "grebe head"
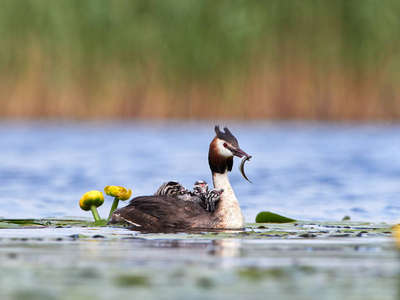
[209,126,251,174]
[214,126,251,159]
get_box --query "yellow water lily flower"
[104,185,132,221]
[104,185,132,200]
[79,190,104,222]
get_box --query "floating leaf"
[0,221,21,228]
[255,211,296,223]
[87,220,108,227]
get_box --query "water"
[0,121,400,223]
[0,224,398,300]
[1,122,400,300]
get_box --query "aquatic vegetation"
[79,190,104,222]
[104,185,132,220]
[114,274,151,287]
[255,211,296,223]
[77,186,132,223]
[238,267,288,281]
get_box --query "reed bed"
[0,0,399,120]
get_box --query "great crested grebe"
[108,125,251,229]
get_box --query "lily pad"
[0,218,105,228]
[87,220,108,227]
[255,211,296,223]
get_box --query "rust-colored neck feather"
[208,137,233,174]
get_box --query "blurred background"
[1,0,399,121]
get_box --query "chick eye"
[223,143,228,148]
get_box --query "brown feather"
[110,195,214,229]
[208,137,231,173]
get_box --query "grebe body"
[109,126,251,229]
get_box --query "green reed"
[0,0,399,120]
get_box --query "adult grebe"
[108,125,251,229]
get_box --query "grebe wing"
[110,195,209,228]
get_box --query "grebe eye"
[223,143,228,148]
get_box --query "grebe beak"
[230,147,252,160]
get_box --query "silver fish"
[239,156,252,183]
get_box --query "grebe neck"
[211,170,245,229]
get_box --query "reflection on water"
[0,121,400,223]
[211,239,242,258]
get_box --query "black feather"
[214,125,239,147]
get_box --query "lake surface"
[1,121,400,300]
[0,121,400,223]
[0,221,398,300]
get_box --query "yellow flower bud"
[79,190,104,211]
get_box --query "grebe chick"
[191,180,223,212]
[205,188,224,212]
[156,180,215,209]
[192,180,208,198]
[155,180,192,201]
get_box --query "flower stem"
[90,205,101,222]
[108,198,119,220]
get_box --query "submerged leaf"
[255,211,296,223]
